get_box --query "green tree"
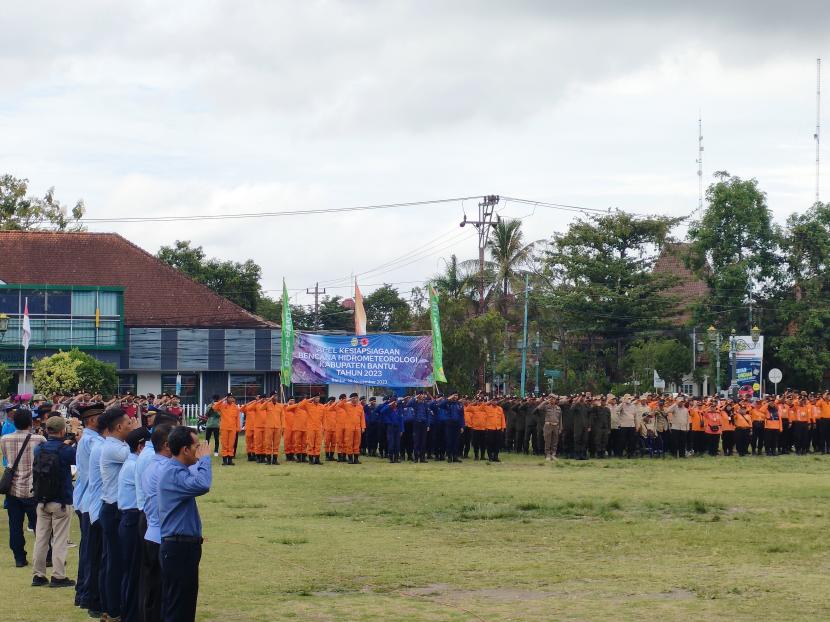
[432,255,474,302]
[0,362,13,397]
[0,174,85,231]
[365,285,411,332]
[623,339,692,390]
[686,172,780,330]
[157,240,264,313]
[540,211,682,382]
[33,349,117,396]
[317,296,355,332]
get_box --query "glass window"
[71,291,97,316]
[118,374,137,395]
[0,291,19,314]
[98,320,119,346]
[46,291,71,315]
[98,292,119,317]
[25,291,46,315]
[161,373,199,404]
[73,319,97,347]
[229,374,264,404]
[44,319,72,345]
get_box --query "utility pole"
[697,113,704,213]
[306,282,326,330]
[460,194,499,390]
[460,195,500,314]
[534,330,541,395]
[520,275,530,398]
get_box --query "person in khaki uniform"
[539,397,562,461]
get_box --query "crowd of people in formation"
[1,393,213,622]
[202,389,830,465]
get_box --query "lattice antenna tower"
[816,58,822,204]
[696,113,704,213]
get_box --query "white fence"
[182,403,202,427]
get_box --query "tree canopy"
[0,174,85,231]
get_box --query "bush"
[33,349,117,395]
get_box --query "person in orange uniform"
[484,398,507,462]
[283,398,297,461]
[764,400,782,455]
[253,396,269,463]
[702,400,722,456]
[241,397,262,462]
[689,402,706,456]
[720,405,736,456]
[750,400,768,455]
[466,400,487,461]
[290,397,309,463]
[213,394,241,466]
[817,393,830,454]
[733,406,752,456]
[322,397,338,461]
[263,392,283,465]
[333,394,350,462]
[791,396,811,455]
[302,396,324,465]
[346,393,365,464]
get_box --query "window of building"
[229,374,264,403]
[161,373,200,404]
[682,383,695,395]
[118,374,137,395]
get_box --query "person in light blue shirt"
[117,427,149,622]
[139,423,175,622]
[97,408,137,622]
[79,408,108,614]
[134,412,178,515]
[158,427,212,622]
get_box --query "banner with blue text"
[291,332,434,387]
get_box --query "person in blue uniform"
[379,399,404,462]
[158,426,212,622]
[407,392,432,463]
[429,395,448,461]
[444,393,465,463]
[400,399,415,461]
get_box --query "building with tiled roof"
[0,231,280,405]
[653,242,709,326]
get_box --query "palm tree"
[432,254,475,301]
[488,219,536,301]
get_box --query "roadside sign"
[768,368,782,384]
[544,369,562,379]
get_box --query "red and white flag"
[21,298,31,350]
[354,280,367,336]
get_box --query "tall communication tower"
[816,58,822,204]
[696,113,704,213]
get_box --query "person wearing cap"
[117,427,149,621]
[263,392,284,465]
[538,396,562,461]
[30,415,76,588]
[444,392,465,463]
[304,396,325,465]
[345,393,365,464]
[74,403,106,613]
[322,397,338,461]
[1,408,46,568]
[407,391,432,463]
[212,394,241,466]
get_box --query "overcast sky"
[1,1,827,309]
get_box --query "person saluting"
[157,427,212,622]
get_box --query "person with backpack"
[1,408,46,568]
[30,415,76,587]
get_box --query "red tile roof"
[0,231,273,328]
[653,242,709,326]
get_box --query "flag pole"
[22,296,28,394]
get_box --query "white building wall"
[136,372,161,396]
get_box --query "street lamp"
[0,313,8,341]
[707,325,721,395]
[751,325,761,344]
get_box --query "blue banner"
[291,332,434,387]
[735,359,762,399]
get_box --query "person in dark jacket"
[31,416,77,588]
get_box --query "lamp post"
[707,325,721,396]
[728,329,738,397]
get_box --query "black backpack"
[32,447,63,504]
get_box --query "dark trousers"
[765,429,779,455]
[461,427,471,457]
[706,433,720,456]
[721,430,735,456]
[86,518,104,612]
[670,429,687,457]
[819,419,830,453]
[485,429,501,460]
[608,429,620,457]
[431,421,446,458]
[160,540,202,622]
[751,421,765,454]
[616,427,637,457]
[693,430,707,455]
[779,419,791,453]
[515,427,527,453]
[377,421,387,456]
[205,428,220,453]
[412,421,428,460]
[444,424,460,460]
[75,511,89,605]
[119,509,142,622]
[99,502,123,618]
[140,537,161,622]
[386,425,401,458]
[5,495,37,564]
[402,421,414,459]
[472,429,486,459]
[792,421,809,454]
[735,428,751,456]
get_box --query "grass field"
[3,447,830,621]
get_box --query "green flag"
[429,284,447,383]
[281,279,294,387]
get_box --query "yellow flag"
[95,306,100,328]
